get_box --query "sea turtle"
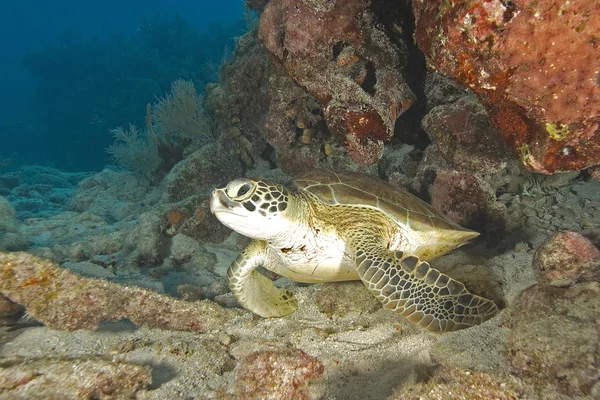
[210,169,498,332]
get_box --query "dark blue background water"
[0,0,245,172]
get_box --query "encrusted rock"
[533,231,600,287]
[0,252,237,332]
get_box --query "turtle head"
[210,178,298,240]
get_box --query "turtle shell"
[293,170,478,257]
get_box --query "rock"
[533,231,600,287]
[0,196,18,233]
[506,283,600,397]
[204,279,229,299]
[164,142,242,203]
[169,233,201,265]
[0,197,30,251]
[245,0,269,11]
[429,169,507,233]
[176,284,204,302]
[422,95,511,172]
[206,29,367,173]
[413,0,600,173]
[61,261,116,279]
[317,281,380,319]
[0,231,30,253]
[0,295,23,319]
[590,166,600,182]
[423,71,468,111]
[205,33,273,171]
[122,211,167,269]
[260,0,415,165]
[175,198,232,244]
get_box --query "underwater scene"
[0,0,599,399]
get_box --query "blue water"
[0,0,245,172]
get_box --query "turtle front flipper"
[349,237,498,332]
[227,240,297,318]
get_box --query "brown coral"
[259,0,416,165]
[413,0,600,173]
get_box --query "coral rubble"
[0,356,151,399]
[235,347,324,400]
[506,283,600,397]
[0,252,237,332]
[388,366,527,400]
[413,0,600,173]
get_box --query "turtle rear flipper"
[227,240,298,318]
[350,237,499,332]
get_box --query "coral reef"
[107,79,214,178]
[0,356,151,399]
[533,231,600,286]
[0,166,91,220]
[106,124,165,177]
[413,0,600,173]
[259,0,416,165]
[235,347,324,400]
[0,252,237,332]
[206,32,337,174]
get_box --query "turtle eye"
[229,182,255,200]
[237,183,251,197]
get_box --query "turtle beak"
[210,188,228,214]
[210,188,243,215]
